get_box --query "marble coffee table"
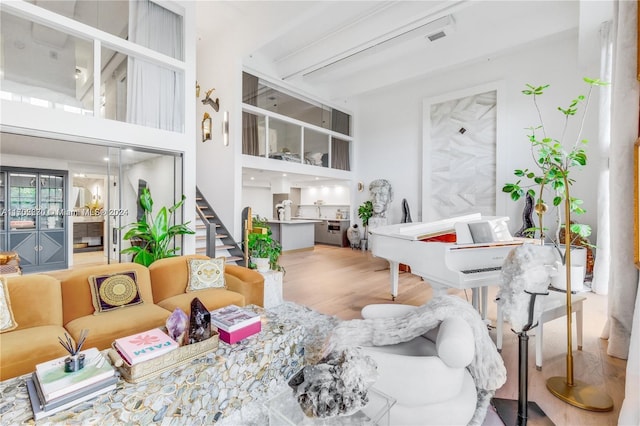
[0,305,306,424]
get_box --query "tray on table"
[108,331,219,383]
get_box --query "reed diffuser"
[58,329,88,373]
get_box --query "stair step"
[216,244,235,250]
[216,234,228,239]
[196,236,207,241]
[195,247,206,254]
[225,256,243,263]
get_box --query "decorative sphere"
[534,202,548,214]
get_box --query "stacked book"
[210,304,262,344]
[113,328,179,366]
[27,347,118,420]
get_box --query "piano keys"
[369,213,532,318]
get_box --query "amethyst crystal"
[166,307,189,346]
[189,297,211,344]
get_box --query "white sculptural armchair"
[360,304,478,426]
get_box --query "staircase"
[195,187,245,264]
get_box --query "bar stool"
[496,290,586,370]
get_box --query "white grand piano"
[370,213,528,318]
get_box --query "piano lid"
[369,213,481,241]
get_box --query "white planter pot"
[549,245,587,292]
[551,264,586,292]
[251,257,270,272]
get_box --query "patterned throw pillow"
[0,277,18,332]
[187,257,226,291]
[89,271,143,314]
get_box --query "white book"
[209,305,261,332]
[27,376,116,421]
[34,348,115,401]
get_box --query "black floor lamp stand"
[492,292,555,426]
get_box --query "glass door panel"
[8,173,37,231]
[0,171,6,232]
[39,174,65,230]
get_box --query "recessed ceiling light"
[250,177,255,180]
[103,157,109,162]
[315,177,319,180]
[282,173,287,177]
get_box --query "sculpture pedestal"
[261,270,284,308]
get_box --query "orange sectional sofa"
[0,256,264,381]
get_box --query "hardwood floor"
[280,244,626,426]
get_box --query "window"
[242,72,352,171]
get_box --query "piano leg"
[389,260,399,301]
[472,289,480,314]
[471,287,489,321]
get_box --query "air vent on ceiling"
[287,14,456,80]
[427,31,447,42]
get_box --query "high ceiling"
[197,1,580,102]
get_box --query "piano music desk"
[496,290,586,370]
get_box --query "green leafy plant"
[502,77,608,263]
[120,188,195,266]
[358,200,374,228]
[247,224,282,271]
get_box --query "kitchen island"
[266,219,320,252]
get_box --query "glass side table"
[266,387,396,426]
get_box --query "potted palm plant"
[120,188,195,266]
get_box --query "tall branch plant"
[502,77,608,264]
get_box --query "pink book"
[114,328,178,365]
[218,321,261,344]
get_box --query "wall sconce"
[202,112,212,142]
[223,111,229,146]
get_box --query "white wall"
[195,9,243,241]
[352,31,603,239]
[241,186,272,220]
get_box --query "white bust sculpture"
[368,179,393,229]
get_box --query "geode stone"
[288,348,377,418]
[166,307,189,346]
[189,297,211,344]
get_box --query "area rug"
[219,301,506,426]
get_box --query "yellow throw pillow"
[89,271,143,314]
[0,276,18,332]
[187,257,226,291]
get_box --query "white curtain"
[608,3,639,423]
[591,20,613,295]
[602,0,639,359]
[127,0,184,132]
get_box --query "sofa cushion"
[64,304,171,351]
[61,263,154,325]
[157,289,245,316]
[0,277,18,332]
[149,255,209,303]
[187,257,226,291]
[89,271,143,314]
[7,274,63,329]
[0,325,71,381]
